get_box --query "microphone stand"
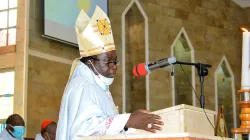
[173,61,211,109]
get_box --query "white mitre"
[69,6,116,79]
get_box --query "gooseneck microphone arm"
[173,61,212,109]
[148,58,174,70]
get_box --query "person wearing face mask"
[56,6,163,140]
[35,120,57,140]
[0,114,25,140]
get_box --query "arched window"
[215,56,237,138]
[122,0,149,113]
[171,28,195,106]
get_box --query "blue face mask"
[8,124,26,139]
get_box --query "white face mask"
[89,60,114,85]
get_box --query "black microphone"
[133,57,176,76]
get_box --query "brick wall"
[26,0,78,137]
[109,0,250,113]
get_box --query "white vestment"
[34,134,44,140]
[0,129,24,140]
[56,62,133,140]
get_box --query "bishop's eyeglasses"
[91,57,120,67]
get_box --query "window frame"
[0,0,17,54]
[0,69,15,120]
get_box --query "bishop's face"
[90,50,119,78]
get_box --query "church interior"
[0,0,250,139]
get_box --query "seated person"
[0,114,25,140]
[35,120,57,140]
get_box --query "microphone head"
[168,57,176,64]
[133,63,148,77]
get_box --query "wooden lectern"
[77,104,233,140]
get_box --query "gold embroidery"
[97,19,111,35]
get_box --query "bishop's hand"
[125,109,164,133]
